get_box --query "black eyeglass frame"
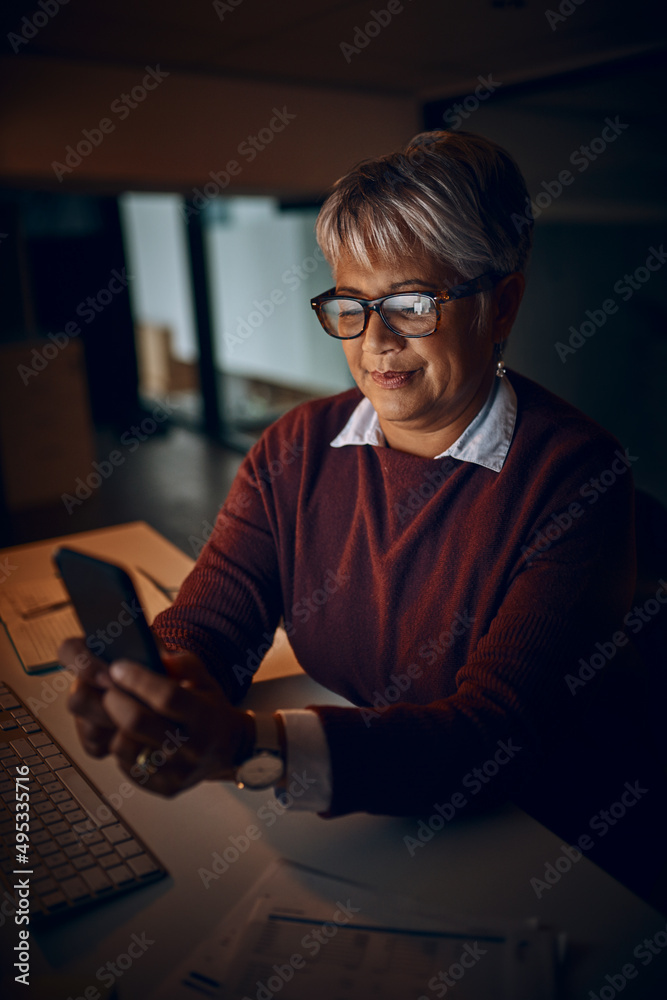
[310,271,504,339]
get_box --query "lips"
[370,369,420,388]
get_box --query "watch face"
[237,752,284,789]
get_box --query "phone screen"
[53,547,166,673]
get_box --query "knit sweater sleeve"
[151,431,287,705]
[312,433,639,818]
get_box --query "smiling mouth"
[369,369,420,388]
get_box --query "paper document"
[0,576,70,617]
[0,565,171,673]
[0,605,82,672]
[151,860,560,1000]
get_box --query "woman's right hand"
[60,638,118,758]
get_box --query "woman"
[62,130,666,905]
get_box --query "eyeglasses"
[310,272,503,340]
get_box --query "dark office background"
[0,0,665,553]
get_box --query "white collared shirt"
[277,374,518,812]
[329,373,517,472]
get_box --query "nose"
[361,309,405,354]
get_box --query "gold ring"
[135,746,152,769]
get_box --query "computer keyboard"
[0,681,168,922]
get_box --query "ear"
[491,273,525,344]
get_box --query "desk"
[1,523,666,998]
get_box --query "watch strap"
[247,711,282,755]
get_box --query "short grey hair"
[315,130,533,334]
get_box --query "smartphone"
[53,547,166,673]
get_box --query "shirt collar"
[330,374,517,473]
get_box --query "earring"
[494,342,506,379]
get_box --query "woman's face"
[335,250,500,455]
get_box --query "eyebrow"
[336,278,439,295]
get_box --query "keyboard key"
[58,769,115,828]
[82,866,112,893]
[42,781,63,795]
[23,755,41,767]
[98,852,120,869]
[116,839,142,859]
[50,790,71,804]
[36,841,59,856]
[9,738,33,757]
[127,854,160,878]
[48,821,69,836]
[51,863,76,880]
[0,720,19,732]
[67,809,86,824]
[47,755,70,771]
[31,764,49,776]
[90,842,111,857]
[31,829,51,845]
[72,854,96,871]
[37,744,60,758]
[40,811,62,826]
[57,801,79,815]
[0,695,20,710]
[22,723,41,734]
[55,832,78,847]
[45,852,68,868]
[72,820,95,835]
[104,824,132,845]
[107,864,133,885]
[28,733,51,748]
[61,876,91,901]
[81,831,104,845]
[64,843,86,859]
[0,746,13,758]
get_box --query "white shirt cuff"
[276,709,332,813]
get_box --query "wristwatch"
[235,711,285,790]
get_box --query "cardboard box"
[136,323,198,396]
[0,338,95,510]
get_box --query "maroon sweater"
[153,371,663,847]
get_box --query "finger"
[119,751,196,797]
[58,637,111,687]
[102,683,182,749]
[111,724,196,788]
[108,659,191,721]
[74,715,115,758]
[67,677,118,729]
[108,728,153,771]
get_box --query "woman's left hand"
[101,649,255,796]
